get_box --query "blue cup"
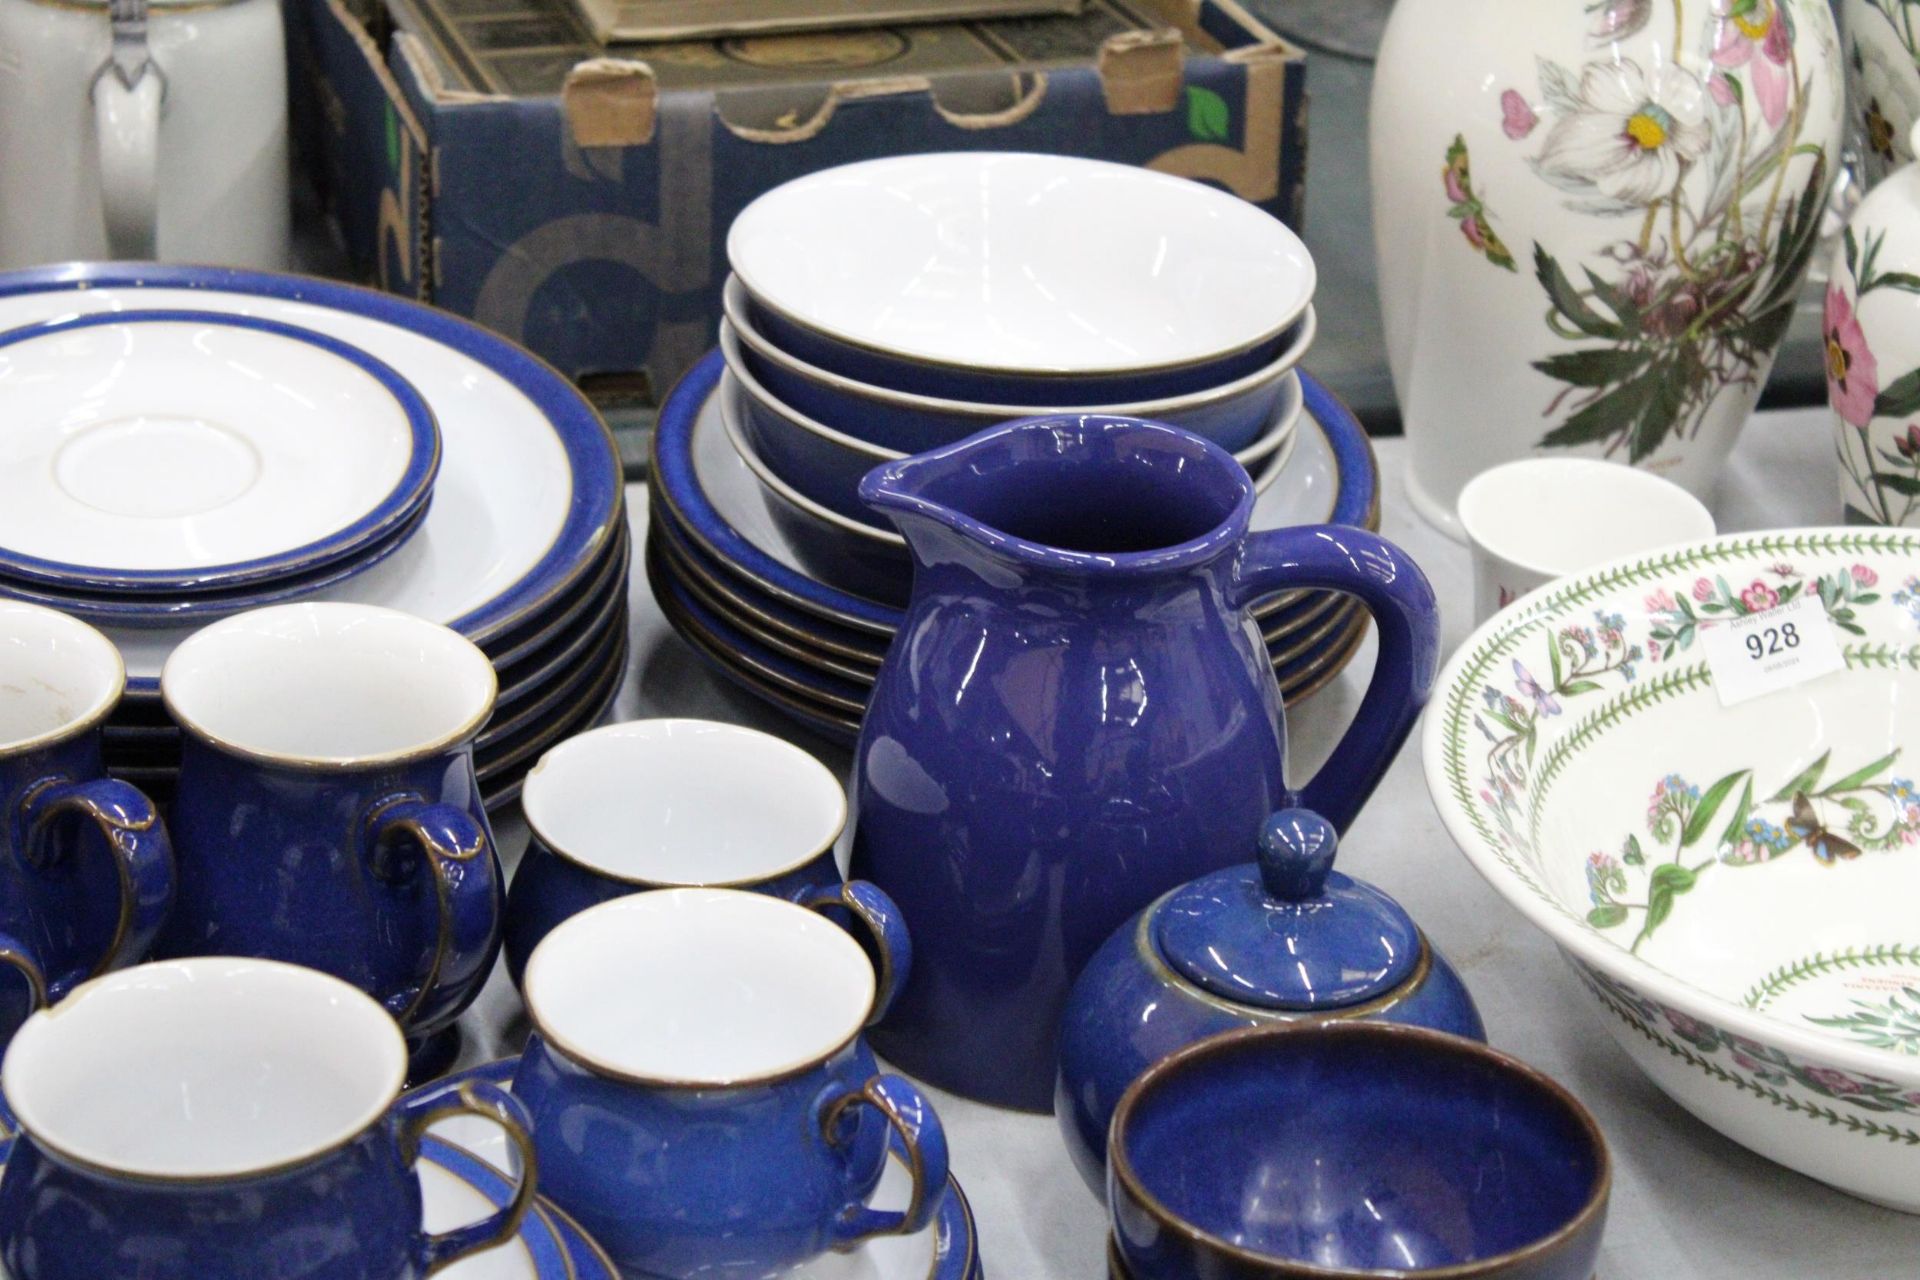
[513,889,947,1280]
[0,602,174,1044]
[0,957,538,1280]
[505,719,876,989]
[153,603,503,1075]
[1107,1024,1611,1280]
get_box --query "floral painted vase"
[1827,118,1920,523]
[1373,0,1844,537]
[1840,0,1920,187]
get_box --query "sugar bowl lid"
[1151,808,1420,1010]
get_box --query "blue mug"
[505,719,866,987]
[513,889,947,1280]
[0,602,174,1044]
[0,957,539,1280]
[152,603,503,1075]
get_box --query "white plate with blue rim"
[0,264,623,697]
[412,1060,984,1280]
[0,309,439,600]
[0,1094,619,1280]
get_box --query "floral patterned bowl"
[1424,529,1920,1211]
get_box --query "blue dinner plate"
[652,349,1376,639]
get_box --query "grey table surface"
[455,404,1920,1277]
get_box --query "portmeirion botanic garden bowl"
[1425,529,1920,1210]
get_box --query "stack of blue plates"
[0,265,629,812]
[648,352,1380,746]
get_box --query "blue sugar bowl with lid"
[1056,807,1485,1195]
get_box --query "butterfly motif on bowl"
[1787,793,1862,865]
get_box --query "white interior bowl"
[0,600,124,753]
[162,602,497,766]
[3,957,405,1179]
[523,719,845,886]
[727,151,1314,377]
[1425,528,1920,1211]
[523,889,874,1086]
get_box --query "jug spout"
[857,415,1256,581]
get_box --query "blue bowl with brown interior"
[1107,1023,1610,1280]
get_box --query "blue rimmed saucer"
[407,1059,982,1280]
[0,1094,618,1280]
[651,350,1377,639]
[0,263,623,694]
[0,309,440,598]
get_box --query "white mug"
[0,0,289,269]
[1457,458,1717,624]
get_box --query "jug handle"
[1227,526,1440,833]
[16,776,175,980]
[90,0,165,260]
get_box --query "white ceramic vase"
[1373,0,1844,538]
[1840,0,1920,187]
[1826,118,1920,523]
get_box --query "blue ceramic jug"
[850,415,1439,1110]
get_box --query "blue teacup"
[153,603,504,1074]
[0,957,537,1280]
[513,889,948,1280]
[1107,1024,1611,1280]
[505,719,872,989]
[0,602,174,1044]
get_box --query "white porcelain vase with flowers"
[1373,0,1844,537]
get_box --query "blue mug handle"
[791,879,911,1023]
[1227,526,1440,834]
[365,796,500,1033]
[818,1073,948,1248]
[395,1078,539,1270]
[0,930,47,1032]
[15,776,175,984]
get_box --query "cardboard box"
[288,0,1307,404]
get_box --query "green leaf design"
[1559,679,1603,694]
[1538,361,1661,447]
[1533,347,1649,389]
[1873,471,1920,496]
[1682,770,1747,848]
[1630,350,1694,463]
[1582,268,1643,332]
[1875,368,1920,420]
[1650,863,1698,892]
[1822,749,1903,794]
[1586,904,1630,928]
[1534,245,1622,339]
[1186,86,1230,142]
[1872,271,1920,296]
[1719,776,1755,850]
[1622,833,1645,866]
[1769,750,1831,803]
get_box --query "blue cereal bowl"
[721,323,1301,530]
[746,289,1298,406]
[722,275,1314,456]
[1108,1023,1610,1280]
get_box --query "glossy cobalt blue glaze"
[513,1030,946,1280]
[746,290,1292,410]
[1056,810,1483,1193]
[0,1078,535,1280]
[650,351,1379,639]
[733,315,1286,457]
[1107,1025,1610,1280]
[502,841,844,988]
[849,415,1439,1110]
[153,733,502,1057]
[0,734,173,1047]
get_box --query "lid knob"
[1259,808,1336,901]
